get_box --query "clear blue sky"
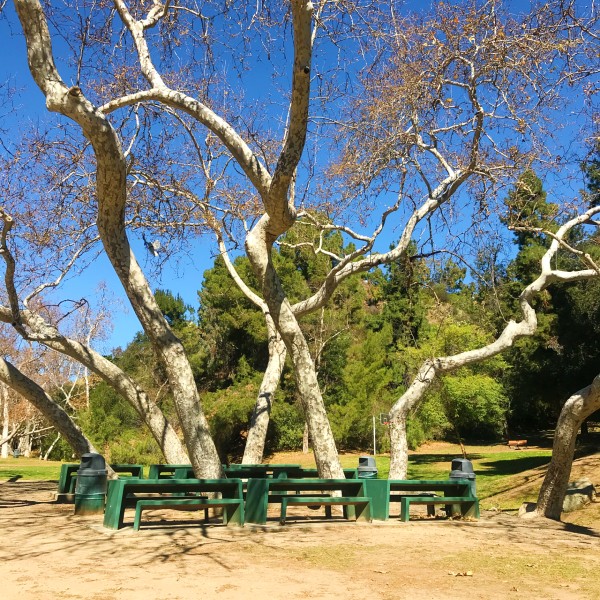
[0,4,220,352]
[0,0,594,354]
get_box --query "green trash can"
[357,456,378,479]
[74,453,107,515]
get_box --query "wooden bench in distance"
[279,495,371,525]
[133,497,244,530]
[508,440,528,450]
[400,496,479,522]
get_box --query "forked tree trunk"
[246,224,344,478]
[242,319,286,464]
[532,374,600,520]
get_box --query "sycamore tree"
[0,323,98,459]
[3,0,598,479]
[212,1,600,474]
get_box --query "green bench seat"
[400,496,479,522]
[103,478,244,530]
[279,495,371,525]
[133,497,244,530]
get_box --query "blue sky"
[0,4,221,351]
[0,0,595,354]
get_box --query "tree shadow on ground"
[477,455,551,476]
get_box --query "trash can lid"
[450,458,474,473]
[79,453,106,471]
[358,456,377,469]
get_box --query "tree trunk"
[388,409,410,479]
[246,221,344,478]
[533,374,600,520]
[302,421,309,454]
[20,425,32,457]
[0,307,190,465]
[43,432,61,460]
[242,318,286,464]
[14,0,220,477]
[0,356,98,458]
[1,385,9,458]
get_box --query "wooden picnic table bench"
[508,439,528,449]
[362,479,479,521]
[57,463,144,494]
[103,478,245,530]
[244,478,371,525]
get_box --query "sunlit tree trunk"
[0,356,97,458]
[246,223,344,478]
[531,374,600,520]
[1,385,9,458]
[14,0,219,477]
[242,317,286,464]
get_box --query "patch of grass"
[0,458,62,481]
[432,548,599,596]
[288,544,360,570]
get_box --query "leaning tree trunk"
[15,0,220,478]
[242,317,287,464]
[0,356,97,458]
[1,384,9,458]
[246,223,344,478]
[0,307,189,464]
[533,374,600,520]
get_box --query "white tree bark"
[1,384,9,458]
[241,1,344,478]
[242,316,287,464]
[215,234,287,464]
[529,374,600,520]
[14,0,219,476]
[385,208,600,479]
[0,306,189,464]
[0,356,97,458]
[42,432,61,460]
[246,221,344,478]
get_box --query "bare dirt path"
[1,480,599,600]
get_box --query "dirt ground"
[1,477,599,600]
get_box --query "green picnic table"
[244,477,371,525]
[103,478,245,530]
[362,478,479,521]
[57,463,144,494]
[147,463,305,479]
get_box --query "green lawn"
[0,458,63,481]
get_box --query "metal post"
[373,415,377,456]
